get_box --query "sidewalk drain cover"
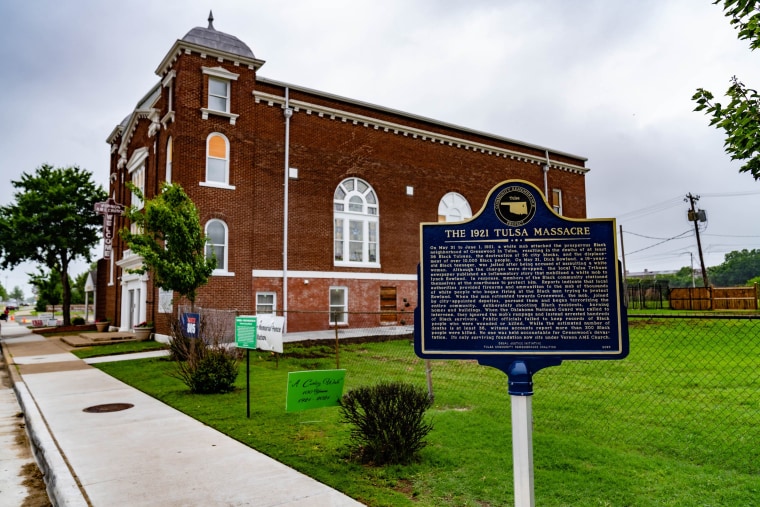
[83,403,134,413]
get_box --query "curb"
[1,335,89,507]
[13,382,88,507]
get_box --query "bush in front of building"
[168,318,241,394]
[339,381,433,465]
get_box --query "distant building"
[626,269,679,280]
[99,13,589,338]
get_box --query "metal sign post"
[415,180,629,506]
[235,316,257,418]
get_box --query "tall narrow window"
[438,192,471,223]
[208,77,229,113]
[329,287,348,325]
[333,178,379,267]
[206,133,229,185]
[127,148,149,236]
[552,189,563,215]
[165,137,172,183]
[201,67,239,124]
[205,219,228,273]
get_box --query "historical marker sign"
[415,180,628,360]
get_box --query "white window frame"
[202,133,235,189]
[333,177,379,268]
[552,188,563,215]
[438,192,472,223]
[256,292,276,315]
[205,219,232,275]
[201,66,240,124]
[165,136,172,183]
[329,287,348,326]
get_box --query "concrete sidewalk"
[0,321,364,506]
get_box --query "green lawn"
[70,340,168,359]
[94,319,760,506]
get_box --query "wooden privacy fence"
[670,285,758,310]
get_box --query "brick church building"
[98,13,589,339]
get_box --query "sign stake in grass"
[415,180,629,507]
[235,316,257,418]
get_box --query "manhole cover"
[83,403,134,413]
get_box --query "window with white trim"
[201,66,240,124]
[165,137,172,183]
[208,77,229,113]
[256,292,276,315]
[551,189,563,215]
[205,219,228,273]
[329,287,348,325]
[205,133,229,185]
[126,148,148,235]
[333,178,379,267]
[438,192,472,223]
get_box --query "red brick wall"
[103,42,588,334]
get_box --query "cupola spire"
[208,10,215,30]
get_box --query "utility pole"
[685,193,709,288]
[619,225,628,305]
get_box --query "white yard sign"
[256,315,285,353]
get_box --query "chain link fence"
[176,307,759,473]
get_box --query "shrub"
[185,348,239,394]
[168,316,241,394]
[72,316,85,325]
[339,381,433,465]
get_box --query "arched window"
[333,177,379,267]
[438,192,472,223]
[165,136,172,183]
[205,219,229,273]
[205,133,229,185]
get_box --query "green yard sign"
[235,316,257,349]
[286,370,346,412]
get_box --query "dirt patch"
[20,462,51,507]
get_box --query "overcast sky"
[2,0,760,297]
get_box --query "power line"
[615,196,683,221]
[626,230,693,255]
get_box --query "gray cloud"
[1,0,759,294]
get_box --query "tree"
[0,282,7,302]
[9,286,25,304]
[120,182,215,309]
[71,270,90,305]
[30,269,61,314]
[693,1,760,179]
[708,248,760,286]
[0,165,107,325]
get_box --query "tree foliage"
[693,1,760,179]
[120,182,215,307]
[708,248,760,286]
[30,269,62,313]
[9,286,24,304]
[0,165,107,325]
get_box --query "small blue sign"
[181,312,200,338]
[414,180,628,361]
